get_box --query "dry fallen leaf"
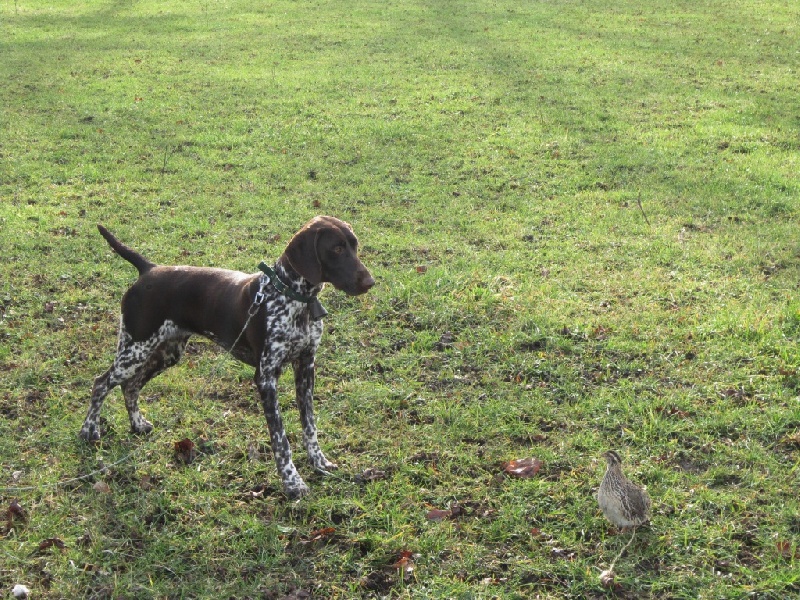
[355,468,387,483]
[4,499,27,534]
[391,549,414,570]
[503,457,543,478]
[308,527,336,542]
[93,481,111,494]
[425,508,452,522]
[592,325,610,340]
[34,537,67,555]
[174,438,196,464]
[780,432,800,448]
[529,527,553,542]
[8,499,27,522]
[657,406,691,419]
[776,540,799,559]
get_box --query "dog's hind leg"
[80,366,122,442]
[80,321,184,442]
[122,335,190,434]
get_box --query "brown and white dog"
[80,216,374,498]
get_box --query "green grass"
[2,0,800,597]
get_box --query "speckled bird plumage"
[597,450,651,529]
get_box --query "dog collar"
[258,262,328,320]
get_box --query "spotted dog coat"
[80,216,375,499]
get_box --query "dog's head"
[282,216,375,295]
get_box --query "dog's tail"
[97,224,155,275]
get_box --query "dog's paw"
[130,418,154,435]
[309,451,338,473]
[78,425,101,443]
[313,460,338,475]
[284,481,310,500]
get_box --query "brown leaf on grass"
[416,265,428,273]
[8,499,27,522]
[718,386,750,400]
[776,540,799,559]
[657,406,691,419]
[425,508,452,522]
[391,549,415,571]
[503,457,543,478]
[592,325,611,340]
[425,502,486,522]
[174,438,196,464]
[288,527,338,552]
[4,499,27,534]
[307,527,336,543]
[779,431,800,448]
[33,537,67,555]
[310,527,335,539]
[355,468,388,483]
[529,527,552,541]
[93,481,111,494]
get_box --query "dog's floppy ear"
[283,220,323,284]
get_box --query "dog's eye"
[333,246,344,255]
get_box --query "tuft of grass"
[2,0,800,597]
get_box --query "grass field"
[1,0,799,597]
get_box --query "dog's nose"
[358,270,375,294]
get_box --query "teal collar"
[257,262,328,320]
[258,262,315,302]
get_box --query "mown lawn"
[1,0,799,598]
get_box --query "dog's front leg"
[256,361,309,499]
[293,352,337,474]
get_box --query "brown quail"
[597,450,651,530]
